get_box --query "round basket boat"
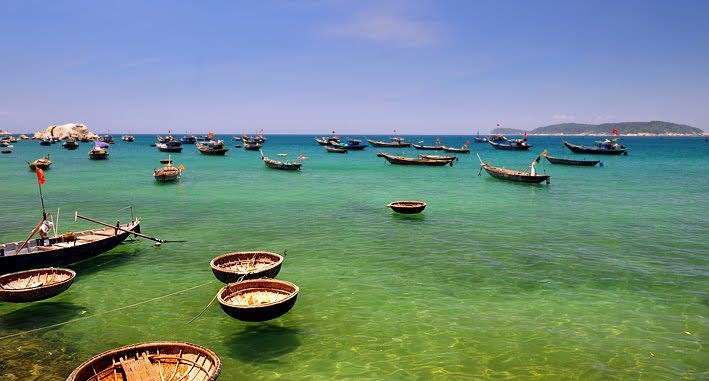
[0,268,76,303]
[217,279,299,322]
[387,200,427,214]
[66,341,221,381]
[210,251,284,283]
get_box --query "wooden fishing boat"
[159,158,172,164]
[0,268,75,303]
[121,134,135,142]
[197,140,229,155]
[412,143,444,150]
[66,341,221,381]
[366,137,411,147]
[473,137,488,143]
[88,147,109,160]
[243,142,262,151]
[62,139,79,150]
[442,145,470,153]
[325,146,347,153]
[330,139,366,150]
[315,136,340,145]
[261,151,303,170]
[562,138,627,155]
[1,149,11,154]
[210,251,284,283]
[477,154,549,184]
[381,152,454,166]
[28,156,52,170]
[180,135,197,144]
[154,159,181,182]
[542,153,600,166]
[488,139,532,150]
[387,201,426,214]
[99,135,115,144]
[218,279,299,322]
[39,139,52,146]
[419,154,458,161]
[156,140,183,152]
[1,219,141,274]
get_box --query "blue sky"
[1,0,707,134]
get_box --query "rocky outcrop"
[33,123,98,140]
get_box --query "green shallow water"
[0,135,707,380]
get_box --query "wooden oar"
[74,212,186,244]
[16,216,49,254]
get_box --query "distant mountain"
[490,127,528,135]
[530,121,703,135]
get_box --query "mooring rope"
[0,280,215,341]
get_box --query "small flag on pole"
[178,164,185,170]
[612,128,619,135]
[36,167,46,185]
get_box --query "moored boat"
[197,140,229,155]
[442,144,470,153]
[542,152,600,166]
[366,137,411,147]
[62,139,79,150]
[412,141,444,150]
[210,251,284,283]
[180,135,197,144]
[562,138,627,155]
[387,201,427,214]
[243,141,262,151]
[156,140,183,152]
[154,158,182,182]
[66,341,221,381]
[0,268,75,303]
[381,152,454,166]
[261,151,303,170]
[28,156,52,170]
[121,134,135,142]
[88,141,109,159]
[325,146,347,153]
[217,278,299,322]
[1,219,141,274]
[419,154,458,161]
[477,153,550,184]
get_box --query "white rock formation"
[33,123,98,140]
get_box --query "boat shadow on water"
[0,301,86,333]
[226,323,302,362]
[390,212,427,222]
[65,243,144,276]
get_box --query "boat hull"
[482,164,549,183]
[367,139,411,147]
[0,221,141,274]
[488,141,532,150]
[544,156,600,166]
[387,201,426,214]
[382,154,453,166]
[218,279,299,322]
[210,251,284,283]
[0,268,75,302]
[563,141,626,155]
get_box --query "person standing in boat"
[38,214,54,246]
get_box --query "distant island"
[490,121,704,136]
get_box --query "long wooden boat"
[0,219,141,274]
[218,279,299,322]
[121,135,135,142]
[197,140,229,155]
[243,142,262,151]
[488,140,532,150]
[543,154,600,166]
[419,154,458,161]
[366,138,411,147]
[562,138,627,155]
[261,152,302,170]
[387,201,426,214]
[477,154,549,184]
[325,146,347,153]
[66,341,221,381]
[28,156,52,170]
[412,143,444,150]
[0,268,75,303]
[381,152,453,166]
[442,145,470,153]
[210,251,284,283]
[154,162,181,182]
[1,149,10,154]
[331,139,367,150]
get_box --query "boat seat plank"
[120,354,161,381]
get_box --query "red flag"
[36,167,46,185]
[612,128,619,135]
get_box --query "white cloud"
[552,113,575,122]
[326,11,441,47]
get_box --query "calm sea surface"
[0,135,707,380]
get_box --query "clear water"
[0,135,707,380]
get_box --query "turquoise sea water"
[0,135,707,380]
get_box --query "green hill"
[490,127,528,135]
[530,121,702,135]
